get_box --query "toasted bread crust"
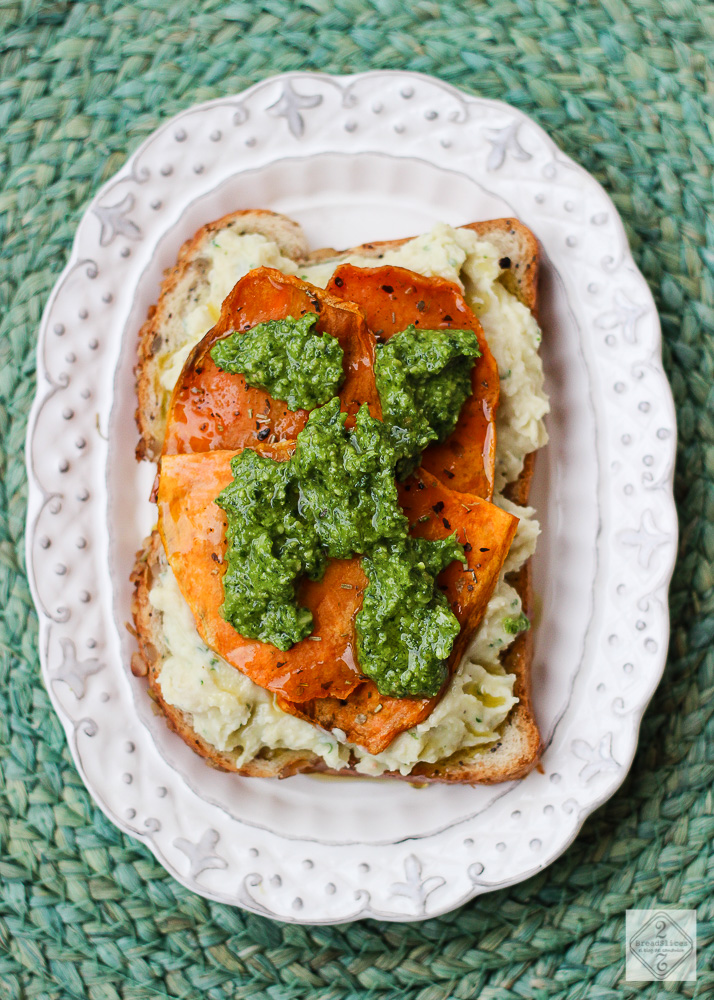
[131,215,543,782]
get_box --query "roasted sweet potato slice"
[158,447,365,703]
[326,264,499,499]
[275,470,519,753]
[163,267,380,456]
[399,469,518,647]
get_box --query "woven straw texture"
[2,1,713,997]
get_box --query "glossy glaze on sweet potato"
[163,267,381,456]
[326,264,499,499]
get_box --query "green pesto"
[214,449,326,651]
[374,325,481,478]
[502,612,531,636]
[357,536,465,698]
[215,318,479,694]
[293,398,407,559]
[210,313,344,411]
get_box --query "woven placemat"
[2,1,712,997]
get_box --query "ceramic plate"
[25,71,677,923]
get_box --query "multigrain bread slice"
[131,214,543,782]
[135,209,309,461]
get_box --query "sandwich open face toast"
[132,211,549,783]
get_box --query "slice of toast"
[131,216,544,782]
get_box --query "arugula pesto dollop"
[210,313,345,411]
[357,536,465,698]
[294,398,406,558]
[374,325,481,478]
[215,449,326,650]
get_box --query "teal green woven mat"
[1,1,712,997]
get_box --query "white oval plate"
[25,71,677,923]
